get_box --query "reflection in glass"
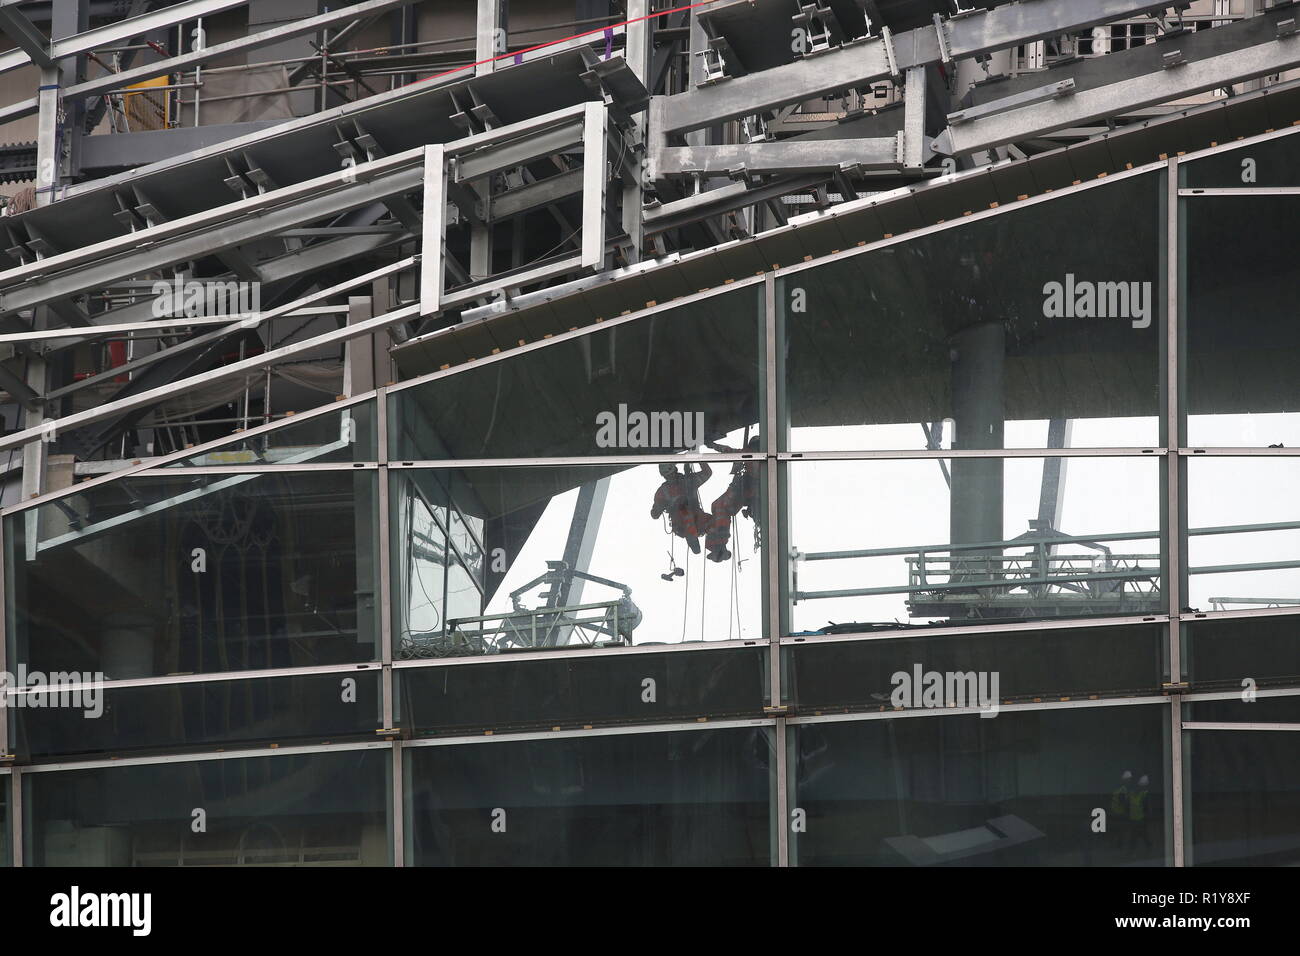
[792,705,1169,866]
[390,287,763,460]
[5,471,379,679]
[1181,131,1300,188]
[1187,458,1300,613]
[406,727,772,865]
[1188,728,1300,866]
[787,457,1162,634]
[1185,197,1300,446]
[781,173,1160,452]
[789,622,1164,710]
[399,646,768,734]
[1183,615,1300,689]
[163,401,377,466]
[25,748,390,866]
[15,670,383,760]
[392,462,764,655]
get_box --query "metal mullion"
[763,272,788,869]
[5,661,382,696]
[377,389,395,733]
[391,740,404,867]
[392,636,764,669]
[788,693,1170,726]
[1178,187,1300,196]
[9,770,19,867]
[779,612,1168,647]
[775,447,1161,460]
[22,739,392,775]
[1179,446,1300,455]
[387,452,758,468]
[1166,156,1186,868]
[1181,604,1300,624]
[400,716,776,748]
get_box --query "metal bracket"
[881,25,899,78]
[933,13,953,64]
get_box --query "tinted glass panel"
[1182,132,1300,188]
[399,645,768,735]
[787,457,1163,633]
[390,288,764,460]
[406,726,772,865]
[393,462,765,653]
[789,622,1165,711]
[25,748,390,866]
[14,670,383,760]
[1185,197,1300,446]
[6,471,379,679]
[1183,615,1300,688]
[1187,728,1300,866]
[163,402,377,466]
[781,173,1161,451]
[792,704,1169,866]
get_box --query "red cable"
[409,0,728,87]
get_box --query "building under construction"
[0,0,1295,866]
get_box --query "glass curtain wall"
[0,128,1297,866]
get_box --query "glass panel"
[399,645,768,735]
[787,456,1163,634]
[1187,727,1300,865]
[392,462,764,654]
[0,776,8,867]
[1186,458,1300,613]
[25,748,390,866]
[1185,694,1300,723]
[1184,197,1300,446]
[14,670,383,760]
[789,622,1165,711]
[1182,131,1300,188]
[1183,615,1300,689]
[791,704,1169,866]
[405,726,772,865]
[389,287,764,460]
[781,173,1161,452]
[163,401,377,466]
[6,471,379,679]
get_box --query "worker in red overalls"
[705,437,761,562]
[650,462,713,554]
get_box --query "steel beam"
[0,0,250,75]
[0,1,53,69]
[652,138,904,177]
[659,0,1180,134]
[934,24,1300,156]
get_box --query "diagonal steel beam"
[0,1,53,69]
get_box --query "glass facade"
[3,128,1297,866]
